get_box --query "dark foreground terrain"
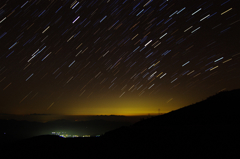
[2,89,240,158]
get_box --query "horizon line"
[0,113,167,116]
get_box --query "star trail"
[0,0,240,115]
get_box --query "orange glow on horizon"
[64,96,174,116]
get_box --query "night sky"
[1,0,240,116]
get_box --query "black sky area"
[0,0,240,117]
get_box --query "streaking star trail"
[0,0,240,115]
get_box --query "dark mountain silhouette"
[98,89,240,158]
[103,89,240,138]
[2,89,240,158]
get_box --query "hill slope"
[100,89,240,158]
[138,88,240,125]
[103,89,240,137]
